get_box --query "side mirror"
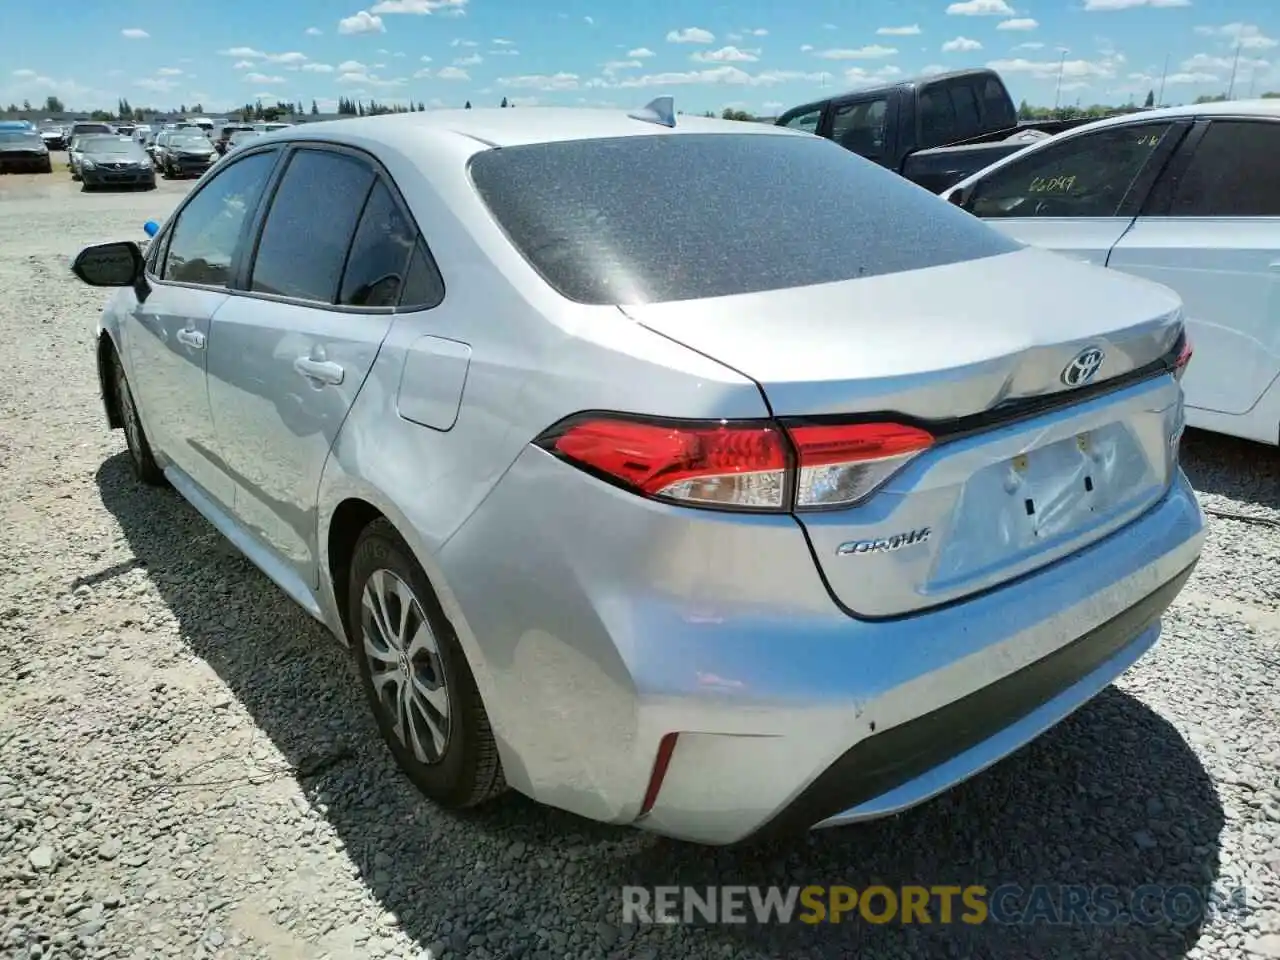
[143,220,159,237]
[947,186,968,207]
[71,241,145,287]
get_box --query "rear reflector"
[536,415,934,512]
[638,732,679,817]
[1172,338,1192,382]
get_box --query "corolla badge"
[1061,346,1105,387]
[837,527,931,556]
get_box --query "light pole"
[1226,41,1242,99]
[1157,53,1169,107]
[1053,49,1067,110]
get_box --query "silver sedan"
[68,101,1204,845]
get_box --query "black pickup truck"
[775,68,1099,193]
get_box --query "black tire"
[161,163,172,180]
[111,350,164,486]
[347,519,506,809]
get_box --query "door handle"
[176,328,205,349]
[294,356,345,385]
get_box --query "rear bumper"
[440,440,1205,845]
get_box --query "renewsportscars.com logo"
[621,884,1253,927]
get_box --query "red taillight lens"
[542,417,790,510]
[788,422,934,509]
[1173,338,1193,382]
[538,415,934,512]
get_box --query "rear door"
[205,144,418,585]
[960,119,1188,266]
[1106,118,1280,427]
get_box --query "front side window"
[249,148,375,303]
[779,107,823,134]
[1166,121,1280,217]
[968,122,1174,219]
[161,150,278,287]
[830,99,888,158]
[469,133,1021,305]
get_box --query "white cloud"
[822,23,837,30]
[489,47,519,55]
[987,54,1122,81]
[613,66,836,89]
[1195,23,1278,50]
[946,0,1014,15]
[692,46,760,63]
[306,27,323,36]
[919,63,947,75]
[121,28,149,39]
[338,60,367,71]
[1166,71,1221,83]
[602,60,643,73]
[302,63,335,72]
[628,47,656,58]
[666,27,716,44]
[942,36,983,52]
[454,53,483,66]
[220,46,264,58]
[420,55,432,62]
[816,45,897,59]
[336,71,405,87]
[1015,41,1045,49]
[244,73,286,84]
[997,18,1038,31]
[156,67,183,76]
[498,72,580,90]
[232,61,256,69]
[135,77,177,92]
[748,28,768,36]
[492,38,514,45]
[435,65,469,79]
[450,38,478,47]
[877,25,921,36]
[271,52,308,64]
[799,44,814,52]
[584,15,594,24]
[12,68,37,78]
[369,0,467,12]
[1182,52,1269,73]
[1083,0,1188,8]
[338,11,385,34]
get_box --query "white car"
[943,100,1280,446]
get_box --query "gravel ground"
[0,160,1278,960]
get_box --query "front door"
[126,147,281,507]
[206,146,416,584]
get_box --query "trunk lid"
[621,246,1187,618]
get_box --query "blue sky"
[5,0,1279,115]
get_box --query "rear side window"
[399,240,446,309]
[982,78,1016,129]
[968,122,1174,219]
[950,85,982,139]
[469,133,1021,305]
[1167,121,1280,217]
[338,181,417,307]
[918,88,957,148]
[250,148,375,303]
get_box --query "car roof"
[251,105,808,152]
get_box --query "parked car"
[0,128,53,173]
[943,99,1280,447]
[39,126,67,151]
[225,129,262,154]
[69,121,115,141]
[214,123,255,155]
[66,135,95,179]
[69,102,1204,846]
[157,130,217,178]
[774,69,1118,193]
[77,136,155,190]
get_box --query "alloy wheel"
[359,568,451,764]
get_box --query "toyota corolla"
[69,101,1204,845]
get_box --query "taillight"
[788,422,935,509]
[538,416,790,510]
[1172,338,1192,382]
[535,415,933,512]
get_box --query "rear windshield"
[468,132,1021,305]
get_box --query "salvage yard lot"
[0,167,1278,960]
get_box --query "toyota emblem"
[1061,346,1105,387]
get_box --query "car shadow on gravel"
[1180,429,1280,510]
[96,453,1226,960]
